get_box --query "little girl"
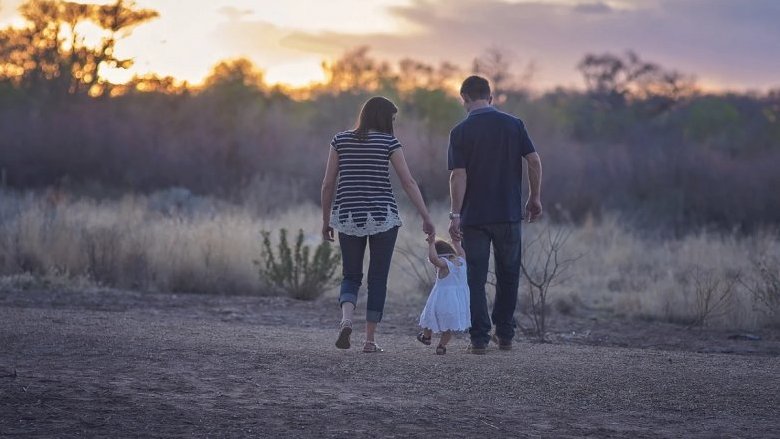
[417,235,471,354]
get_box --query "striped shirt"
[329,130,403,236]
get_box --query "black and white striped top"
[329,130,403,236]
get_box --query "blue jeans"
[337,227,399,323]
[462,222,522,346]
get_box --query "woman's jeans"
[337,227,399,323]
[462,222,522,346]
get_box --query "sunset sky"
[1,0,778,91]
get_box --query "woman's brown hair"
[354,96,397,139]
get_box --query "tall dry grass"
[0,188,320,295]
[1,188,777,330]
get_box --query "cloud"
[217,0,780,90]
[217,6,254,22]
[573,2,613,14]
[214,20,340,67]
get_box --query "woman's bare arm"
[320,148,339,241]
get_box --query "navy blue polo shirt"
[447,106,536,226]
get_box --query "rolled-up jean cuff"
[339,293,357,307]
[366,310,383,323]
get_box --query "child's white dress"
[419,257,471,333]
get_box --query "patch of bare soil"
[1,288,778,438]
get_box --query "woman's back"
[330,130,402,236]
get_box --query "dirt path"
[1,289,779,438]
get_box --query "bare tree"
[686,266,740,327]
[520,226,579,340]
[577,50,695,112]
[393,242,435,293]
[472,46,535,100]
[740,256,780,325]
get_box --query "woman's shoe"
[335,319,352,349]
[362,340,384,353]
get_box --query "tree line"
[1,0,779,233]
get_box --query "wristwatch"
[448,212,461,220]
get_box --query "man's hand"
[448,218,462,241]
[525,198,543,223]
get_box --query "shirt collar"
[468,106,497,117]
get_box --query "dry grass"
[0,189,320,295]
[1,189,778,330]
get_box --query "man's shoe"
[467,343,487,355]
[491,333,513,351]
[497,338,512,351]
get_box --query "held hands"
[422,216,435,239]
[448,217,462,242]
[525,197,543,223]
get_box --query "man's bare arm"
[449,168,467,239]
[524,152,543,222]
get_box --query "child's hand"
[426,234,435,244]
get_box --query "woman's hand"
[322,222,334,242]
[422,216,435,238]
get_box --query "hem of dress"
[418,326,471,334]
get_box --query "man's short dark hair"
[460,75,491,101]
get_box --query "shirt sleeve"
[330,135,338,152]
[517,120,536,156]
[447,127,466,170]
[388,137,402,158]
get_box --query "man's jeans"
[462,222,522,346]
[337,227,399,323]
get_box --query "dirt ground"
[1,288,779,438]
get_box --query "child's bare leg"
[423,328,432,338]
[439,331,453,347]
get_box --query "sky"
[1,0,779,91]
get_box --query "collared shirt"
[447,106,536,226]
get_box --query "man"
[448,75,543,354]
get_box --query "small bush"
[257,228,340,300]
[520,226,580,340]
[393,241,435,294]
[686,266,740,327]
[742,256,780,327]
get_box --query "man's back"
[448,107,536,226]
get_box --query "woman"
[321,96,435,353]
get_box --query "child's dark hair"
[435,239,456,256]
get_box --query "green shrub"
[257,228,340,300]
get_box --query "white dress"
[419,257,471,333]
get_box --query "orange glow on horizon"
[1,0,777,92]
